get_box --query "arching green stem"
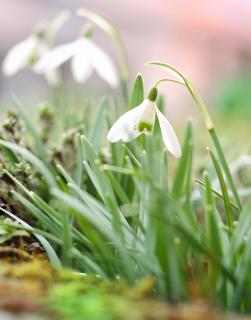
[153,78,185,88]
[148,61,242,211]
[46,10,70,46]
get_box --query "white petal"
[34,41,79,73]
[107,100,148,143]
[156,107,181,158]
[28,43,60,86]
[90,42,119,88]
[35,42,49,57]
[2,36,37,76]
[139,100,156,128]
[71,49,93,83]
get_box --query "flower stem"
[185,80,242,211]
[209,128,242,211]
[77,8,130,102]
[148,61,242,211]
[153,78,185,88]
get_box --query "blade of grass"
[0,206,61,268]
[203,171,223,257]
[0,140,56,188]
[12,95,50,165]
[129,73,144,109]
[172,121,193,198]
[89,97,108,149]
[208,148,233,233]
[73,134,84,187]
[52,188,114,240]
[195,179,239,211]
[209,128,242,212]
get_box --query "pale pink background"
[1,0,251,121]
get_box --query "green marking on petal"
[34,25,47,39]
[28,54,39,66]
[137,121,153,133]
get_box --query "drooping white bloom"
[2,11,70,86]
[2,36,38,76]
[34,36,119,88]
[107,87,181,158]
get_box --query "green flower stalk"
[77,8,130,101]
[148,61,242,211]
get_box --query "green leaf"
[129,73,144,109]
[148,61,242,212]
[89,97,108,148]
[203,171,223,257]
[209,128,242,212]
[172,121,193,198]
[195,179,238,212]
[0,206,61,268]
[208,148,233,233]
[12,95,50,165]
[73,134,84,187]
[0,140,56,188]
[52,188,114,240]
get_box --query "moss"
[0,259,244,320]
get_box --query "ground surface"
[0,248,249,320]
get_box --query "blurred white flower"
[2,35,38,76]
[34,34,119,88]
[2,11,70,86]
[107,87,181,158]
[2,34,55,84]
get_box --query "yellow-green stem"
[148,61,242,211]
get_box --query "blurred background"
[1,0,251,122]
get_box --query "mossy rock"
[0,259,248,320]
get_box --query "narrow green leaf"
[0,140,56,188]
[208,148,233,233]
[0,206,61,268]
[89,97,108,148]
[12,95,49,164]
[52,188,114,239]
[195,179,238,211]
[172,121,193,198]
[73,134,84,187]
[209,128,242,212]
[105,171,130,203]
[203,171,223,257]
[129,73,144,109]
[148,61,242,211]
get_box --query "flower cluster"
[2,11,119,88]
[2,9,181,157]
[34,28,118,88]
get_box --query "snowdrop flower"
[2,11,69,86]
[34,26,119,88]
[2,28,50,77]
[107,87,181,158]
